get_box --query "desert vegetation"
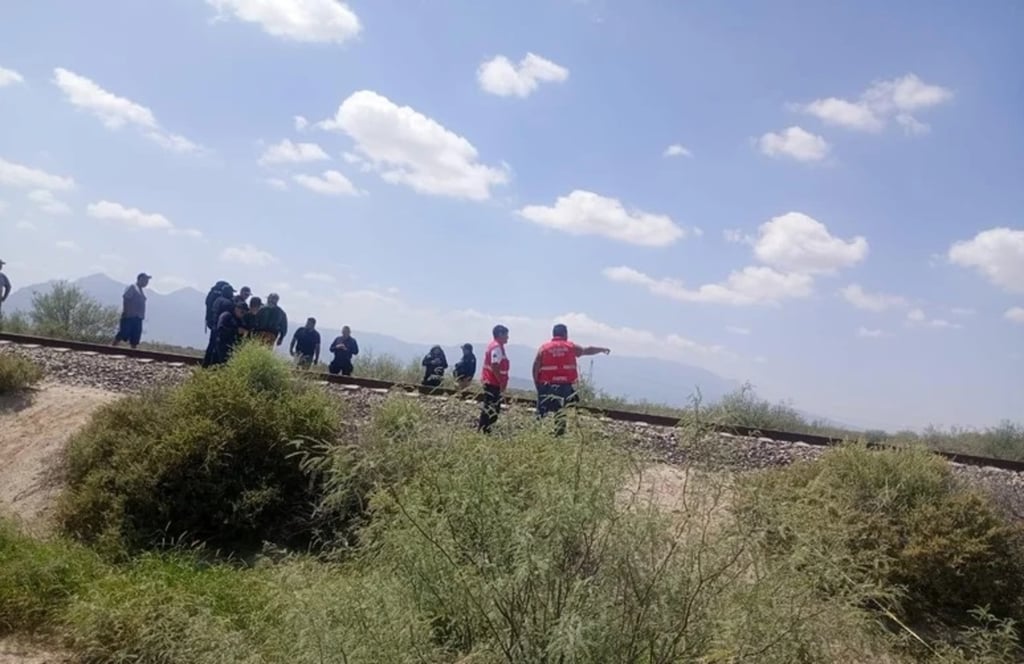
[0,352,43,395]
[1,343,1022,662]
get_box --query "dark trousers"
[202,329,218,367]
[477,384,502,433]
[537,383,578,437]
[329,358,353,376]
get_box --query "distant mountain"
[5,273,740,406]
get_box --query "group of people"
[101,272,612,437]
[475,323,611,437]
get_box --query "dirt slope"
[0,383,118,533]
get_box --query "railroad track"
[2,331,1021,473]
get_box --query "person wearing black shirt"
[453,343,476,389]
[211,301,247,366]
[421,345,448,387]
[202,284,236,367]
[290,317,321,369]
[328,326,359,376]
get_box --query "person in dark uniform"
[453,343,476,389]
[328,326,359,376]
[421,345,448,388]
[290,317,321,369]
[203,284,236,367]
[211,300,248,366]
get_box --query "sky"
[0,0,1022,431]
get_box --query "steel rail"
[2,331,1022,473]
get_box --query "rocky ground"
[3,341,1023,519]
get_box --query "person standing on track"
[211,300,248,366]
[328,326,359,376]
[253,292,287,347]
[477,324,510,434]
[0,259,11,329]
[203,283,236,367]
[112,272,151,350]
[290,317,321,369]
[532,323,610,437]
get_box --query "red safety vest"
[536,338,579,384]
[481,340,509,389]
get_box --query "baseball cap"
[552,323,568,338]
[138,272,152,280]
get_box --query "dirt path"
[0,382,118,533]
[0,638,68,664]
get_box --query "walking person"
[453,343,476,389]
[328,326,359,376]
[253,292,287,346]
[532,323,610,437]
[421,345,448,388]
[112,272,151,349]
[477,325,510,434]
[290,317,321,369]
[0,259,11,329]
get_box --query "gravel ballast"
[4,341,1023,518]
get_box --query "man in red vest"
[477,324,510,434]
[532,323,610,436]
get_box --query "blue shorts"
[116,316,143,346]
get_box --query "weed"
[0,352,43,394]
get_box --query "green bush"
[737,444,1024,627]
[57,341,344,558]
[0,519,104,634]
[0,352,43,394]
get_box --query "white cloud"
[477,52,569,98]
[906,308,960,329]
[319,90,508,200]
[723,228,752,245]
[0,157,75,191]
[663,144,692,158]
[603,265,813,306]
[169,227,204,239]
[206,0,361,43]
[27,189,71,215]
[294,115,309,131]
[757,126,830,162]
[753,212,868,274]
[15,220,36,231]
[266,178,289,191]
[857,327,884,338]
[56,240,81,252]
[87,200,173,230]
[518,190,686,247]
[797,73,953,133]
[52,68,201,153]
[840,284,907,312]
[950,307,975,317]
[221,243,279,267]
[258,138,330,165]
[948,227,1024,293]
[303,272,336,283]
[726,325,751,335]
[293,169,361,196]
[0,66,24,87]
[1006,307,1024,325]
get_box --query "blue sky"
[1,0,1021,430]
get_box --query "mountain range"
[4,274,741,405]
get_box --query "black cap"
[492,324,509,338]
[138,272,152,280]
[552,323,568,338]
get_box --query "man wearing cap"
[532,323,610,437]
[453,342,476,389]
[112,272,151,349]
[477,324,510,434]
[0,259,11,327]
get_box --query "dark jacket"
[215,310,242,348]
[453,352,476,381]
[422,347,448,385]
[329,336,359,363]
[254,305,288,342]
[207,295,235,330]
